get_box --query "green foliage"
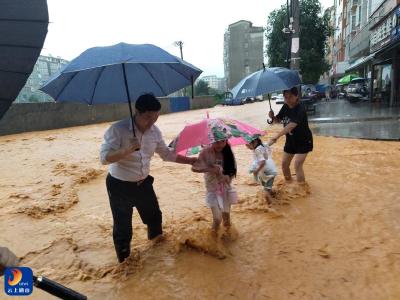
[266,5,290,68]
[28,94,40,103]
[195,80,210,96]
[266,0,330,83]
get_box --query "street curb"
[313,133,400,141]
[309,116,400,123]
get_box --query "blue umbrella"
[230,65,301,124]
[230,66,301,100]
[40,43,202,135]
[0,0,49,120]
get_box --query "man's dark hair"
[135,93,161,113]
[283,86,299,97]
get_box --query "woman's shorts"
[284,139,313,154]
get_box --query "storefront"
[370,5,400,106]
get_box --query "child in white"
[246,136,278,204]
[192,138,238,232]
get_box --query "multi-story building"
[331,0,350,79]
[368,0,400,105]
[346,0,374,78]
[330,0,400,105]
[223,20,264,90]
[16,55,69,103]
[200,75,226,92]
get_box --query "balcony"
[348,22,370,59]
[351,0,358,10]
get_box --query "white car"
[275,93,284,104]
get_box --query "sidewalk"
[308,100,400,140]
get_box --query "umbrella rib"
[138,63,167,95]
[0,44,45,49]
[54,72,79,101]
[165,64,190,82]
[0,69,31,75]
[89,66,106,105]
[0,18,48,23]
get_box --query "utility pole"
[290,0,300,71]
[174,41,184,60]
[174,41,186,96]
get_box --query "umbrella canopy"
[337,74,359,84]
[230,67,301,100]
[0,0,49,119]
[350,77,366,83]
[40,43,202,104]
[173,117,265,156]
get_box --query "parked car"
[223,98,233,106]
[222,91,233,106]
[301,84,316,97]
[232,98,245,105]
[336,84,347,98]
[275,93,284,104]
[346,82,369,103]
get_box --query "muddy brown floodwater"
[1,101,399,299]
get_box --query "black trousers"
[106,174,162,262]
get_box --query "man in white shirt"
[100,94,196,263]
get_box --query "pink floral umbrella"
[173,117,265,156]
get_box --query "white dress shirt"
[100,118,177,182]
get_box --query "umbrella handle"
[267,94,273,124]
[33,275,87,300]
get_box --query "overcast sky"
[42,0,333,78]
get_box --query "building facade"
[16,55,69,103]
[328,0,400,105]
[200,75,226,92]
[223,20,264,90]
[330,0,350,79]
[369,1,400,105]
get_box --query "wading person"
[268,86,313,183]
[100,94,196,263]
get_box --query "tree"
[194,80,210,96]
[266,0,331,83]
[28,94,40,103]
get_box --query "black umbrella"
[0,0,49,119]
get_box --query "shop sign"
[370,12,398,52]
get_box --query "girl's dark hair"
[222,143,237,178]
[252,137,264,148]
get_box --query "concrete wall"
[0,96,216,136]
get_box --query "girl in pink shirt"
[192,137,238,233]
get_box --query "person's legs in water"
[281,152,295,181]
[294,153,308,183]
[134,176,163,241]
[222,212,230,227]
[210,205,222,234]
[263,175,276,205]
[106,174,134,263]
